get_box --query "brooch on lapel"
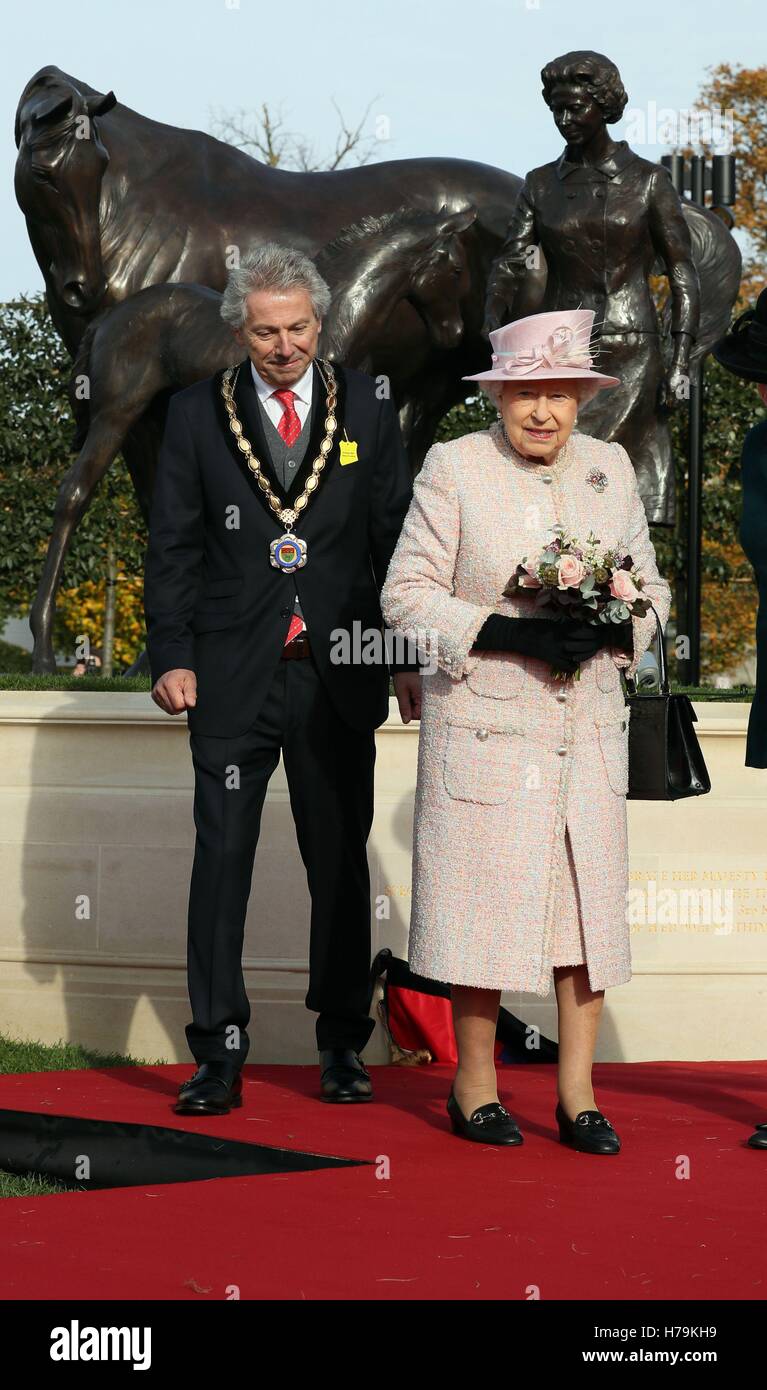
[585,468,609,493]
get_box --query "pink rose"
[610,569,639,602]
[557,555,586,590]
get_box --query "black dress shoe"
[319,1049,373,1103]
[556,1101,621,1154]
[447,1091,523,1145]
[174,1061,243,1115]
[747,1122,767,1149]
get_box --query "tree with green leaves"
[0,295,147,670]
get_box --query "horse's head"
[15,67,116,313]
[318,203,478,364]
[406,205,477,351]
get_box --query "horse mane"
[15,66,113,148]
[318,205,439,264]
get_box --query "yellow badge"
[339,439,359,465]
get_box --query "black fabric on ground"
[0,1109,367,1189]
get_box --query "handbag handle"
[624,602,669,696]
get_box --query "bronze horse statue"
[15,66,522,434]
[15,64,741,668]
[28,205,476,671]
[14,64,526,669]
[15,64,741,469]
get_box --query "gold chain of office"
[221,360,338,528]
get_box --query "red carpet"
[1,1061,765,1301]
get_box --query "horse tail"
[683,204,743,364]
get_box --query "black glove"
[611,619,635,654]
[472,615,631,673]
[591,619,634,654]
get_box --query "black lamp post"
[660,153,737,686]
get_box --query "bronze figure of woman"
[484,50,700,527]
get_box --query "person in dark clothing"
[713,285,767,1150]
[144,242,421,1115]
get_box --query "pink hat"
[463,309,619,389]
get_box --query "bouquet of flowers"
[502,525,651,679]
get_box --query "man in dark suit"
[144,243,421,1115]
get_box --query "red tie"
[272,389,301,446]
[284,612,306,646]
[272,388,306,646]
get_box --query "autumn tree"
[686,63,767,304]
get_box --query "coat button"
[556,691,567,702]
[476,729,489,741]
[280,607,291,618]
[557,744,567,755]
[540,475,553,484]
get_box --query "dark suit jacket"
[144,358,413,737]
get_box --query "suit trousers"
[185,654,377,1066]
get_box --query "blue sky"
[3,0,760,300]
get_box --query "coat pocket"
[443,715,525,804]
[596,712,630,795]
[193,576,245,628]
[196,576,244,609]
[192,611,243,634]
[465,653,525,699]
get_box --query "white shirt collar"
[250,359,315,404]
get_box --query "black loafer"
[747,1122,767,1149]
[556,1101,621,1154]
[319,1049,373,1103]
[447,1091,523,1145]
[174,1061,243,1115]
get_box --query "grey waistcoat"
[255,391,316,492]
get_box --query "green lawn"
[0,1032,155,1197]
[0,673,151,692]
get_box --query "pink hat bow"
[463,309,620,390]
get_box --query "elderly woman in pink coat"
[380,309,671,1154]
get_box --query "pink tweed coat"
[380,421,672,996]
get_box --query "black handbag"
[623,605,711,800]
